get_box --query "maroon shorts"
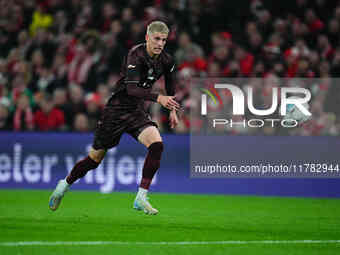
[92,103,158,150]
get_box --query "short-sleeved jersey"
[109,43,176,107]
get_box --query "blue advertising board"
[0,132,340,197]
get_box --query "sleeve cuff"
[150,93,159,102]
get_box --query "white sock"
[63,179,71,188]
[57,179,70,193]
[137,187,148,199]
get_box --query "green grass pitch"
[1,189,340,255]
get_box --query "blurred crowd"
[0,0,339,135]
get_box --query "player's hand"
[169,109,179,129]
[157,95,180,111]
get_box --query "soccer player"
[49,21,179,215]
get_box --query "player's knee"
[89,155,103,164]
[89,149,106,164]
[148,141,164,161]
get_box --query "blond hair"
[147,21,169,35]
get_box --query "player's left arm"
[164,59,179,128]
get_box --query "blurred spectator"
[34,95,65,131]
[317,34,334,60]
[96,84,110,107]
[85,94,101,131]
[305,9,324,34]
[53,88,67,107]
[50,52,68,88]
[51,10,70,35]
[175,32,204,66]
[0,58,9,90]
[247,32,263,59]
[102,30,126,75]
[0,100,11,130]
[52,88,68,122]
[100,2,118,33]
[234,46,254,76]
[67,31,102,91]
[129,20,145,46]
[327,19,340,47]
[17,30,31,58]
[9,74,35,108]
[257,9,272,40]
[36,67,57,93]
[26,28,56,68]
[73,113,89,132]
[29,5,53,36]
[13,94,34,131]
[63,84,86,127]
[208,45,230,75]
[207,62,221,77]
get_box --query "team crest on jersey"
[148,68,154,75]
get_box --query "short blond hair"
[147,21,169,35]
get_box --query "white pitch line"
[1,240,340,246]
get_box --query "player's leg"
[133,126,163,215]
[49,93,134,211]
[49,148,106,211]
[137,126,163,188]
[49,106,124,211]
[66,148,106,185]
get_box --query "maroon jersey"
[92,44,175,150]
[110,43,176,105]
